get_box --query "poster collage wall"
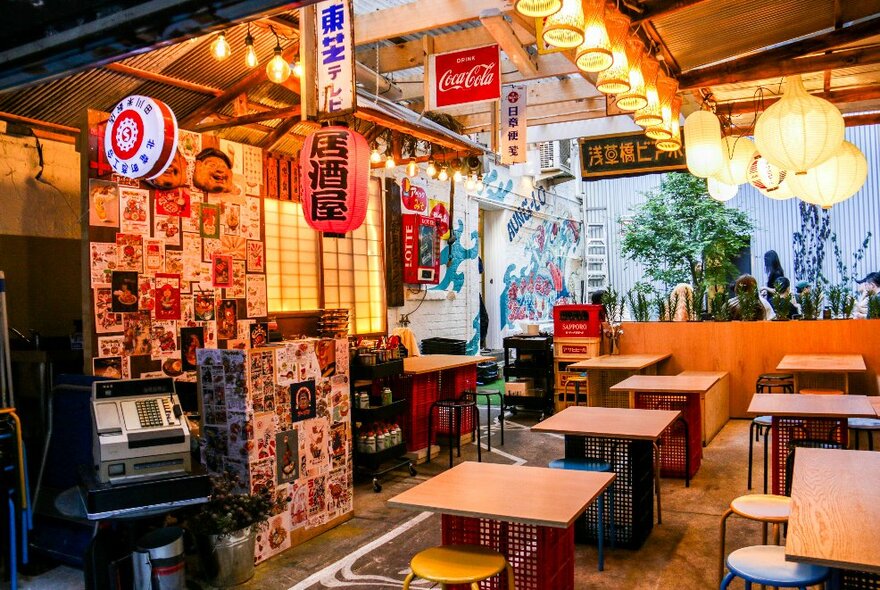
[86,110,269,380]
[197,339,352,563]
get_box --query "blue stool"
[548,457,614,572]
[721,545,829,589]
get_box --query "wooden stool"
[799,388,843,395]
[721,545,829,589]
[750,374,793,491]
[402,544,515,590]
[719,494,791,584]
[756,373,794,393]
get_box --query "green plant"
[770,289,792,320]
[653,293,668,322]
[627,289,651,322]
[797,286,824,320]
[842,292,856,319]
[619,173,754,289]
[868,295,880,319]
[686,282,707,320]
[710,290,731,321]
[602,287,626,324]
[827,284,846,318]
[736,283,762,321]
[188,472,277,536]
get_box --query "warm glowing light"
[370,149,382,164]
[244,32,258,68]
[266,46,291,84]
[575,0,612,73]
[453,169,463,183]
[438,167,449,181]
[595,11,631,95]
[655,96,682,152]
[683,110,723,178]
[715,136,757,186]
[406,160,418,177]
[293,61,304,78]
[514,0,561,18]
[707,176,738,202]
[645,74,677,139]
[465,175,476,191]
[615,38,648,111]
[210,32,231,61]
[634,59,662,127]
[385,156,396,169]
[787,140,868,209]
[476,175,484,192]
[542,0,585,49]
[426,160,437,177]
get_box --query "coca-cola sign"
[430,44,501,109]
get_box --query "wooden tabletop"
[567,353,672,371]
[776,354,867,373]
[403,354,494,375]
[610,374,719,394]
[786,448,880,574]
[387,461,614,528]
[747,394,877,418]
[532,406,681,440]
[871,397,880,416]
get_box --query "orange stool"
[403,544,515,590]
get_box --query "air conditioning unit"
[538,141,573,176]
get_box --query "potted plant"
[827,284,846,318]
[797,286,823,320]
[770,289,792,320]
[736,283,762,321]
[842,292,856,319]
[710,290,731,321]
[685,282,707,321]
[627,288,651,322]
[868,295,880,319]
[602,287,626,354]
[188,472,276,586]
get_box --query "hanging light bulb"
[438,167,449,182]
[645,74,678,140]
[266,43,291,84]
[715,136,757,186]
[293,61,304,78]
[426,159,437,177]
[754,74,845,174]
[634,59,663,128]
[244,27,258,68]
[787,140,867,209]
[406,160,418,177]
[575,0,612,73]
[542,0,585,49]
[655,96,682,152]
[615,38,648,111]
[683,110,724,178]
[748,153,787,193]
[210,32,232,61]
[515,0,561,18]
[385,155,396,169]
[453,168,463,183]
[370,148,382,164]
[465,175,476,191]
[476,175,485,192]
[707,177,738,202]
[595,11,631,95]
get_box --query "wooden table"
[567,353,671,409]
[747,394,876,495]
[786,448,880,575]
[776,354,867,393]
[388,461,614,590]
[532,406,680,549]
[399,355,491,456]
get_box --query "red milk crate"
[553,304,602,338]
[635,392,702,479]
[441,515,574,590]
[396,373,438,452]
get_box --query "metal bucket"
[196,525,256,587]
[132,527,186,590]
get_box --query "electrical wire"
[399,288,428,325]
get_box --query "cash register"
[92,377,191,484]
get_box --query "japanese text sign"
[300,126,368,234]
[315,0,355,120]
[429,44,501,109]
[500,84,527,164]
[104,95,178,180]
[579,132,686,179]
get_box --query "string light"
[244,26,258,68]
[406,160,418,177]
[453,168,463,183]
[210,32,232,61]
[370,148,382,163]
[438,167,449,181]
[293,61,304,78]
[476,175,484,192]
[266,38,291,84]
[385,155,396,169]
[426,159,438,177]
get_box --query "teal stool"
[548,457,614,572]
[721,545,829,589]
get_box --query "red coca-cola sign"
[430,44,501,109]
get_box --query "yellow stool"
[718,494,791,584]
[403,544,515,590]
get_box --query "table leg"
[653,440,662,525]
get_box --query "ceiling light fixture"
[595,11,631,95]
[210,31,232,61]
[514,0,561,18]
[575,0,612,73]
[266,30,291,84]
[244,25,258,68]
[542,0,585,49]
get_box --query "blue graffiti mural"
[467,311,480,355]
[431,219,480,292]
[500,216,582,330]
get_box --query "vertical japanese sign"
[500,84,527,164]
[315,0,355,120]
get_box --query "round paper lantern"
[787,140,867,209]
[707,176,738,202]
[104,95,178,180]
[575,0,612,72]
[615,38,648,111]
[645,74,678,139]
[515,0,561,18]
[300,126,369,233]
[759,178,795,200]
[542,0,584,49]
[754,74,845,174]
[747,152,787,193]
[655,96,682,152]
[595,11,631,95]
[715,136,756,186]
[683,110,723,178]
[634,60,663,128]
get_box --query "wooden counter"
[616,320,878,417]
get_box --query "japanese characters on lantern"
[300,127,368,234]
[315,0,355,120]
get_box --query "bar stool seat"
[719,494,791,583]
[721,545,829,589]
[549,457,612,472]
[403,544,515,589]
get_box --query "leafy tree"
[620,173,754,288]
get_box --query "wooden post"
[301,4,317,120]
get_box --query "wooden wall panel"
[617,320,880,417]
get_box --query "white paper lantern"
[707,176,738,202]
[748,152,787,193]
[754,74,845,174]
[715,136,756,186]
[787,140,867,209]
[684,110,723,178]
[759,178,795,200]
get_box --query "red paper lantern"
[300,126,369,234]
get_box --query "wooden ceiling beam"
[356,27,494,73]
[354,107,478,153]
[0,111,79,135]
[479,9,538,77]
[678,15,880,89]
[354,0,509,46]
[180,42,299,128]
[259,118,302,150]
[192,105,302,132]
[718,85,880,116]
[105,63,224,96]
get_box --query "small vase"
[196,524,257,586]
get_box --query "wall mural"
[431,219,480,293]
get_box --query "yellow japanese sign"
[578,132,686,179]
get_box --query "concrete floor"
[4,415,783,590]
